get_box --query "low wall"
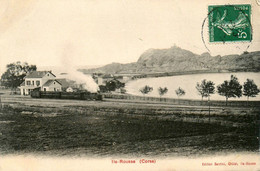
[103,93,260,107]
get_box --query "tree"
[196,80,215,123]
[105,79,125,92]
[217,75,242,105]
[139,85,153,96]
[158,87,168,100]
[106,80,117,92]
[175,87,185,98]
[0,61,37,90]
[243,79,259,105]
[196,79,215,100]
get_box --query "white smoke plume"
[63,68,99,93]
[59,42,99,93]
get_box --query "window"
[32,81,34,85]
[54,88,56,91]
[44,88,46,91]
[36,81,40,86]
[26,81,30,85]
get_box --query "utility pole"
[0,94,2,110]
[208,96,210,123]
[208,89,210,123]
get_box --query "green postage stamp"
[208,4,252,42]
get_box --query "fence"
[103,93,260,107]
[31,91,103,101]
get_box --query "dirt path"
[1,94,255,111]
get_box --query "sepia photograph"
[0,0,259,170]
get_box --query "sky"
[0,0,259,74]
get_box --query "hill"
[79,46,260,74]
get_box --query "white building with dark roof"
[19,71,62,95]
[42,80,62,92]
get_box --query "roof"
[20,81,25,86]
[107,78,121,83]
[102,74,114,79]
[56,79,69,87]
[42,80,62,87]
[25,71,56,78]
[56,79,76,88]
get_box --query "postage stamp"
[208,4,252,42]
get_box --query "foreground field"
[0,94,258,157]
[0,106,258,157]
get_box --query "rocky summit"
[80,46,260,74]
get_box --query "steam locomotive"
[30,88,103,101]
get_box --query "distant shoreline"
[125,72,260,101]
[131,69,259,79]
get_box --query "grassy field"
[0,91,259,157]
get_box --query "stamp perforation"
[201,3,253,54]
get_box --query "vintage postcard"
[0,0,259,170]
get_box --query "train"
[31,88,103,101]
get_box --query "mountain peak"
[201,52,211,58]
[80,48,260,74]
[137,46,198,65]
